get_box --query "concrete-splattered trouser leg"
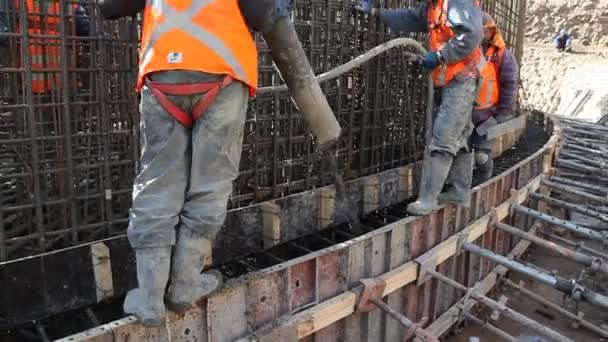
[124,71,194,326]
[407,78,477,215]
[167,76,249,311]
[471,116,497,184]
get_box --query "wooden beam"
[239,174,543,340]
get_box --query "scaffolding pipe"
[529,193,608,224]
[462,242,608,310]
[427,270,574,342]
[560,151,606,170]
[564,127,608,140]
[550,176,608,196]
[494,222,608,275]
[512,204,608,244]
[370,298,438,341]
[556,158,603,175]
[563,142,606,158]
[503,279,608,339]
[464,313,517,342]
[541,233,608,260]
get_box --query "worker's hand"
[354,0,375,15]
[0,23,8,47]
[421,51,440,71]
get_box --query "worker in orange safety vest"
[0,0,90,94]
[99,0,341,326]
[471,12,519,183]
[355,0,485,215]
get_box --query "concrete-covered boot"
[123,247,171,326]
[475,156,494,183]
[167,228,223,312]
[407,152,453,216]
[438,151,474,207]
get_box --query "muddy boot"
[438,151,474,208]
[475,157,493,183]
[167,228,223,312]
[407,152,453,216]
[124,247,171,326]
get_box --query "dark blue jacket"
[493,47,519,116]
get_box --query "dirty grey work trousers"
[429,78,477,156]
[128,70,248,249]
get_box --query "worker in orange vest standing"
[471,12,519,183]
[0,0,90,94]
[355,0,484,215]
[99,0,341,326]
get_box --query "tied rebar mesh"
[0,0,525,261]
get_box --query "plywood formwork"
[57,118,555,342]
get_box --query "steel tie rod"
[426,269,574,342]
[542,179,608,205]
[462,242,608,310]
[550,176,608,196]
[511,204,608,245]
[463,313,517,342]
[502,279,608,339]
[494,222,608,275]
[529,192,608,224]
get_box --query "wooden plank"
[319,187,337,229]
[420,222,541,341]
[246,270,289,330]
[367,233,388,341]
[314,249,348,341]
[91,242,114,302]
[261,202,281,249]
[385,224,408,342]
[208,282,248,342]
[344,240,366,342]
[363,175,381,215]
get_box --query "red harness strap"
[145,75,233,128]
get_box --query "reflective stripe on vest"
[140,0,247,82]
[427,0,484,87]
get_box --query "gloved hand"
[0,23,8,47]
[354,0,374,15]
[421,51,440,71]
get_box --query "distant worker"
[471,12,519,183]
[553,29,572,52]
[99,0,340,327]
[354,0,484,215]
[0,0,90,93]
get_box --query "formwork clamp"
[356,278,439,342]
[416,252,439,286]
[490,295,509,321]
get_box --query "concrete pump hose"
[258,38,434,145]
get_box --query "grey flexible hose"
[258,37,434,145]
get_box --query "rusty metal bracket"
[356,278,387,313]
[416,252,439,286]
[490,295,509,321]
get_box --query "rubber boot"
[167,228,223,312]
[406,152,453,215]
[123,247,171,326]
[438,151,474,208]
[475,157,494,183]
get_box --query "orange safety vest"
[475,46,504,110]
[137,0,258,95]
[15,0,77,94]
[427,0,485,87]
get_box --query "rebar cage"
[0,0,525,261]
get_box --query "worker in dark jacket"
[471,12,519,183]
[553,29,573,52]
[355,0,484,215]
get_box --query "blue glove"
[354,0,374,15]
[0,23,8,47]
[421,51,439,71]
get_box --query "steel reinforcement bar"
[56,120,559,342]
